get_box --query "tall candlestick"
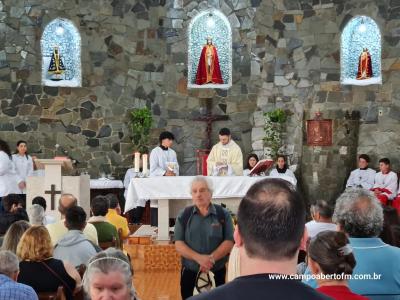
[142,154,148,174]
[134,152,140,173]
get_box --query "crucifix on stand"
[192,99,229,175]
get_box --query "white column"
[157,199,170,241]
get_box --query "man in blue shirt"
[304,188,400,299]
[0,250,38,300]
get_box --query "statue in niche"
[356,48,372,80]
[48,46,66,81]
[195,37,224,85]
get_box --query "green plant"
[263,109,287,157]
[130,107,153,153]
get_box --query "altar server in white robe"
[0,139,22,206]
[146,131,179,225]
[346,154,376,189]
[12,140,34,195]
[269,155,297,186]
[207,128,243,176]
[372,157,398,205]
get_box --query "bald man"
[46,194,98,246]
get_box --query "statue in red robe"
[356,48,372,80]
[195,37,224,85]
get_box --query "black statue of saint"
[48,46,66,81]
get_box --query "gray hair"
[0,250,19,277]
[190,176,213,195]
[28,204,45,226]
[333,188,383,238]
[83,248,138,300]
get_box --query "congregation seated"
[346,154,376,189]
[304,189,400,299]
[46,193,98,246]
[28,204,45,226]
[269,155,297,186]
[190,178,328,300]
[83,248,138,300]
[1,220,30,253]
[305,200,336,238]
[32,196,56,225]
[308,231,368,300]
[0,194,29,235]
[88,195,119,244]
[380,206,400,247]
[17,226,81,300]
[105,193,130,240]
[371,158,398,205]
[0,250,38,300]
[243,154,259,176]
[54,206,100,267]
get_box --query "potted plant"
[130,107,153,154]
[263,108,287,158]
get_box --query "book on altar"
[249,159,274,176]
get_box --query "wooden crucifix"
[45,184,62,210]
[192,99,229,150]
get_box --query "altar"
[125,175,295,240]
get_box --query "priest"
[371,158,398,205]
[207,128,243,176]
[346,154,376,189]
[148,131,179,226]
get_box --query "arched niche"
[188,9,232,89]
[341,16,381,86]
[41,18,81,87]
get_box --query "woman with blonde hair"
[16,226,81,300]
[1,220,30,253]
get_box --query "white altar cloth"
[90,179,124,189]
[125,175,295,240]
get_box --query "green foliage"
[263,109,287,157]
[264,108,287,123]
[130,107,153,153]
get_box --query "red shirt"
[317,285,369,300]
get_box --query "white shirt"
[12,154,34,194]
[0,151,21,197]
[269,168,297,186]
[150,146,179,177]
[346,168,376,189]
[306,220,337,238]
[373,171,398,200]
[12,154,34,182]
[243,169,251,176]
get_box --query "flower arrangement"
[263,108,287,157]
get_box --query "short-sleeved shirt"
[0,274,38,300]
[174,204,234,272]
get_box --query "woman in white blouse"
[12,140,33,194]
[269,155,297,186]
[243,154,259,176]
[0,139,21,203]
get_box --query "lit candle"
[142,154,148,174]
[134,152,140,173]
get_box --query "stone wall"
[250,0,400,203]
[1,0,399,200]
[0,0,261,178]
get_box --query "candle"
[134,152,140,173]
[142,154,148,174]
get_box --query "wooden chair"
[38,286,65,300]
[99,236,117,250]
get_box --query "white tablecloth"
[125,175,295,212]
[90,179,124,189]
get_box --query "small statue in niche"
[356,48,372,80]
[48,46,66,81]
[195,37,224,85]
